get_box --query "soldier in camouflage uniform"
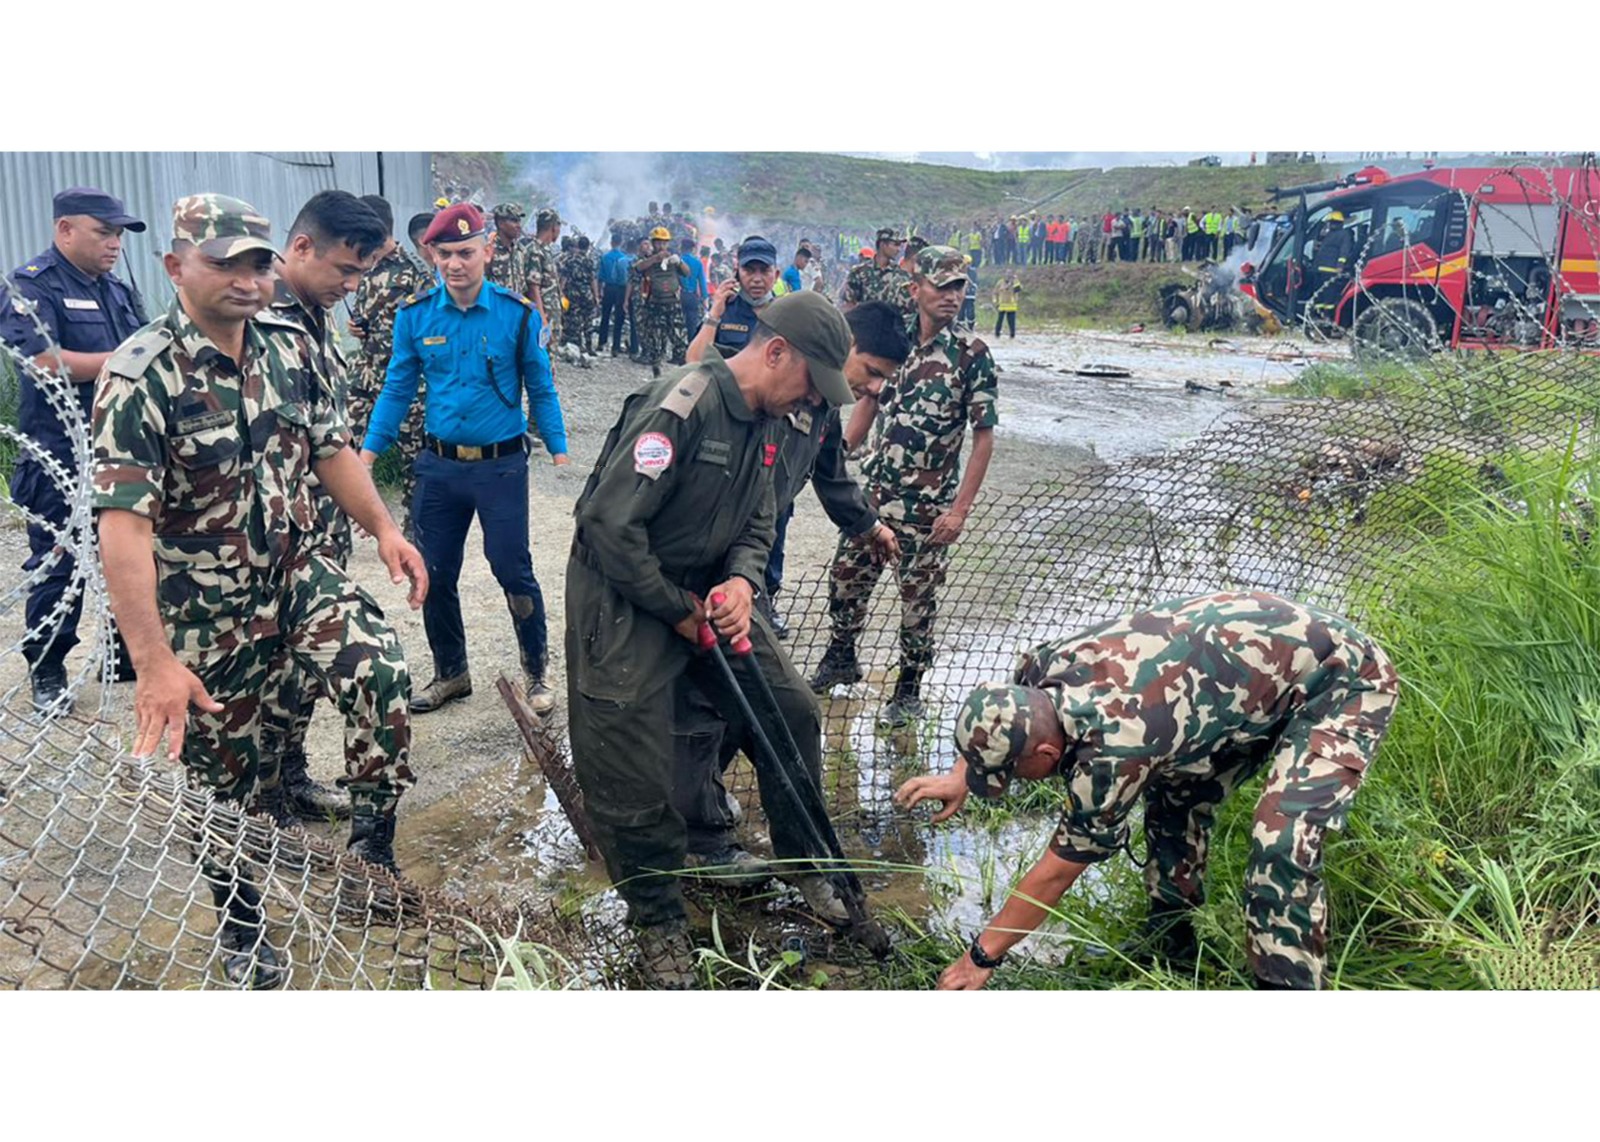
[627,227,691,377]
[895,591,1400,991]
[812,246,998,727]
[559,235,600,351]
[841,227,915,317]
[93,194,427,988]
[486,203,527,295]
[350,201,431,532]
[525,208,563,347]
[257,191,389,827]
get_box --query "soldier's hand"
[359,448,379,468]
[707,577,754,645]
[133,657,224,762]
[551,452,571,467]
[894,771,968,824]
[866,522,901,564]
[379,532,429,609]
[674,596,709,643]
[937,952,994,991]
[929,507,969,547]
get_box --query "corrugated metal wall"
[0,152,433,311]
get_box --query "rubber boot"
[879,667,925,728]
[251,780,297,830]
[281,748,350,821]
[209,876,284,990]
[1145,901,1199,967]
[808,639,862,694]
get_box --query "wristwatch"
[968,935,1006,969]
[703,316,721,328]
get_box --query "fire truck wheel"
[1353,297,1441,362]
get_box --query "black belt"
[424,433,527,462]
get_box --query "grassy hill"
[438,151,1349,230]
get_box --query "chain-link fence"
[4,159,1599,988]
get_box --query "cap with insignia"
[54,187,146,232]
[536,208,562,230]
[423,203,487,245]
[875,227,905,245]
[753,291,853,408]
[915,245,969,288]
[171,193,278,259]
[954,684,1038,798]
[492,203,525,221]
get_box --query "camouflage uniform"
[91,298,414,816]
[959,591,1400,989]
[485,237,525,295]
[842,259,915,317]
[826,303,998,676]
[634,252,690,371]
[349,247,430,524]
[559,246,598,348]
[524,239,562,346]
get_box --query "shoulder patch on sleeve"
[657,368,712,420]
[256,308,309,334]
[15,263,46,279]
[399,287,437,309]
[106,325,173,379]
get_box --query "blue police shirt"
[0,246,147,457]
[363,279,568,457]
[712,291,774,357]
[781,265,804,294]
[598,249,634,288]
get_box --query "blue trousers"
[412,447,547,679]
[763,501,794,597]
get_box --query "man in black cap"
[0,187,149,712]
[689,235,779,362]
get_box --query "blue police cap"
[52,187,146,232]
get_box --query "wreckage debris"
[1074,363,1133,379]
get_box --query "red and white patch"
[633,431,674,479]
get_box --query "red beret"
[424,203,486,245]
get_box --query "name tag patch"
[633,431,674,480]
[422,336,448,346]
[695,439,731,466]
[63,298,101,311]
[175,410,234,434]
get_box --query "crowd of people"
[925,207,1262,268]
[0,179,1398,993]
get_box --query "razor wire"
[4,158,1600,989]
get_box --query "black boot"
[29,661,70,717]
[281,748,350,821]
[879,667,925,728]
[251,780,297,829]
[808,639,862,694]
[347,797,398,873]
[1144,901,1199,967]
[210,877,284,990]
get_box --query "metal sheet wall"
[0,152,433,311]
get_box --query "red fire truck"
[1240,164,1600,355]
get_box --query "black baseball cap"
[738,236,778,267]
[53,187,145,232]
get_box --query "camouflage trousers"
[564,297,596,346]
[639,302,687,369]
[349,365,428,533]
[826,517,948,673]
[177,549,414,817]
[1137,637,1399,989]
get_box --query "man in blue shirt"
[781,246,810,295]
[0,187,149,713]
[596,231,633,357]
[361,203,570,714]
[677,237,707,344]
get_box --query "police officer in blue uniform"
[360,203,570,715]
[0,187,148,711]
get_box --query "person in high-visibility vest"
[1202,208,1223,260]
[967,227,984,268]
[1183,210,1201,261]
[993,273,1021,338]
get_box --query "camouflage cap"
[171,193,278,259]
[536,208,562,229]
[903,235,929,255]
[875,226,905,245]
[954,684,1036,797]
[915,245,969,288]
[492,202,525,221]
